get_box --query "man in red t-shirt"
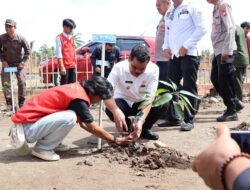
[10,77,132,161]
[56,19,77,85]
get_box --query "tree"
[74,32,84,48]
[39,44,55,57]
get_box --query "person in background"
[192,125,250,190]
[106,45,168,140]
[240,21,250,62]
[10,76,132,161]
[155,0,171,88]
[207,0,238,122]
[56,19,77,85]
[0,19,31,109]
[155,0,181,128]
[232,25,249,111]
[91,43,122,78]
[162,0,207,131]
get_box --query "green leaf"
[178,94,192,110]
[173,101,184,119]
[152,93,173,107]
[179,90,200,99]
[158,80,174,89]
[179,96,191,114]
[169,80,177,91]
[138,99,153,110]
[156,88,168,95]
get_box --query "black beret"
[240,21,250,29]
[63,19,76,29]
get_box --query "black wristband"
[220,153,250,190]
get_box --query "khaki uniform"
[210,0,237,113]
[0,33,31,106]
[211,1,236,56]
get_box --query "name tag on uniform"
[125,81,133,84]
[179,9,189,19]
[96,60,110,67]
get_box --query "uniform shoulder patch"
[220,5,227,16]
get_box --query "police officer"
[91,43,122,78]
[0,19,31,109]
[162,0,207,131]
[207,0,238,122]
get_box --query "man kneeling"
[10,76,132,161]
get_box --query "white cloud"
[0,0,249,51]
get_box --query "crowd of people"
[1,0,250,189]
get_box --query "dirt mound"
[231,122,250,131]
[99,142,192,170]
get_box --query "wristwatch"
[134,111,145,124]
[113,135,118,144]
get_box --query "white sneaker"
[54,143,70,152]
[32,148,60,161]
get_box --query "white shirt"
[162,1,207,57]
[107,60,159,107]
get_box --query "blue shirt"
[233,168,250,190]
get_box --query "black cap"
[62,19,76,29]
[240,21,250,29]
[5,19,16,27]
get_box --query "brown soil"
[0,93,250,190]
[231,122,250,131]
[98,144,192,170]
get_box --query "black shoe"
[140,130,159,140]
[157,119,182,127]
[18,98,25,109]
[236,101,244,112]
[180,122,194,131]
[217,111,238,122]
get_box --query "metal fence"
[0,54,250,93]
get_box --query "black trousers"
[93,67,112,78]
[210,54,237,112]
[60,68,76,85]
[167,55,200,124]
[156,61,169,89]
[156,61,179,121]
[105,98,167,132]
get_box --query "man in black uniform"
[91,43,122,78]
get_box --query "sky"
[0,0,249,51]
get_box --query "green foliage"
[74,33,85,48]
[39,44,55,57]
[139,80,200,120]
